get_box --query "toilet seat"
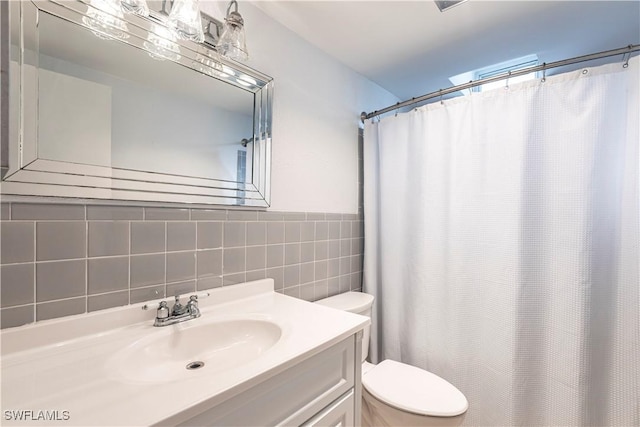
[362,360,468,417]
[362,360,376,375]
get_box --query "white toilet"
[316,292,468,427]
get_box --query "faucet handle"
[191,291,211,300]
[183,292,210,306]
[186,294,202,308]
[186,294,201,317]
[156,301,170,319]
[142,299,167,311]
[186,295,198,309]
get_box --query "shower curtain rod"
[361,44,640,122]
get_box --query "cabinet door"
[177,335,356,426]
[302,391,355,427]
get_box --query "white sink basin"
[108,319,282,383]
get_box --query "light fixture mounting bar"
[145,7,223,47]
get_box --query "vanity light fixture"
[217,0,249,61]
[81,0,249,64]
[82,0,130,41]
[167,0,205,43]
[120,0,149,16]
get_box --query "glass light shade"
[167,0,205,43]
[120,0,149,16]
[217,22,248,61]
[82,0,129,41]
[144,23,181,62]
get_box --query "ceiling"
[254,1,640,102]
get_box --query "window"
[449,54,540,94]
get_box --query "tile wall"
[0,203,364,329]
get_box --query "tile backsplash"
[0,203,364,329]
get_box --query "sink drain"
[186,361,205,370]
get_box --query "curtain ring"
[505,71,511,90]
[439,89,444,105]
[622,51,630,68]
[541,63,547,83]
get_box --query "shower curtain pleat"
[363,57,639,426]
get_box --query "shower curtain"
[363,57,639,426]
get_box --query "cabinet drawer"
[179,335,356,426]
[301,391,355,427]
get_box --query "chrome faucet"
[143,293,207,327]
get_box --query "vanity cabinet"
[175,334,362,427]
[1,280,368,427]
[301,390,355,427]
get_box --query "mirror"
[1,0,273,207]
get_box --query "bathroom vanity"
[0,280,367,426]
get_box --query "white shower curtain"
[363,57,639,426]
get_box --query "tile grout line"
[127,220,132,306]
[2,209,364,326]
[32,220,36,322]
[195,220,199,290]
[84,206,90,313]
[221,217,226,285]
[163,221,167,298]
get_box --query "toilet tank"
[315,292,375,363]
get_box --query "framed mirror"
[1,0,273,207]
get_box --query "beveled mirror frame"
[0,0,273,207]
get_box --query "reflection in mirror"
[38,10,255,183]
[2,0,272,206]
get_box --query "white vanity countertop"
[0,280,368,426]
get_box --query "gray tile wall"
[0,204,364,329]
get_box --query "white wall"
[38,69,113,165]
[110,82,253,182]
[200,2,398,214]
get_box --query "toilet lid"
[362,360,468,417]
